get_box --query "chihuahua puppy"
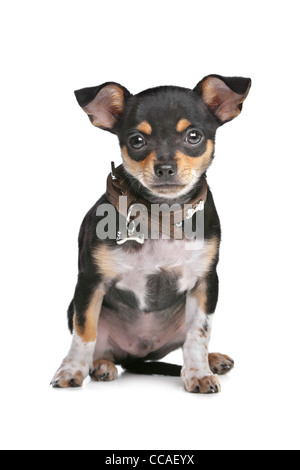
[51,75,251,393]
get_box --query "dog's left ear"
[74,82,131,133]
[194,75,251,124]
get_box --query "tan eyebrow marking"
[137,121,152,135]
[176,118,192,133]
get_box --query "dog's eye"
[129,135,146,150]
[186,131,203,145]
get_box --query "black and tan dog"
[51,75,251,393]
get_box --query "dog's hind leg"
[122,353,234,377]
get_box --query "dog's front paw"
[51,360,89,388]
[90,359,118,382]
[182,369,221,394]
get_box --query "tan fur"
[123,141,214,195]
[90,359,118,382]
[209,353,234,375]
[194,236,219,300]
[109,86,125,114]
[201,78,221,107]
[137,121,152,135]
[184,374,221,393]
[176,118,191,133]
[54,370,84,388]
[189,237,219,314]
[193,281,208,313]
[74,287,105,343]
[201,77,250,122]
[204,236,219,272]
[175,140,215,181]
[83,84,124,128]
[122,146,157,182]
[93,244,117,280]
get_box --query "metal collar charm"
[186,201,205,219]
[117,203,145,245]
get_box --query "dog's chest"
[110,239,212,311]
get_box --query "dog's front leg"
[182,274,221,394]
[51,275,105,388]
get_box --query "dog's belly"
[93,239,217,363]
[94,304,186,363]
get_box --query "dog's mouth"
[147,182,192,199]
[151,183,186,190]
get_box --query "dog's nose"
[154,163,177,180]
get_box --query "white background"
[1,0,299,451]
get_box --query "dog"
[51,74,251,393]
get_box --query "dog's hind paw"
[90,359,118,382]
[209,353,234,375]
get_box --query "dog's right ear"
[74,82,131,133]
[194,75,251,125]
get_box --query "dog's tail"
[122,361,182,377]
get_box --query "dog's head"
[75,75,251,200]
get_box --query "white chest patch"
[110,239,217,310]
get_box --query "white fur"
[52,238,217,385]
[181,295,214,381]
[111,239,212,311]
[92,238,217,364]
[51,333,96,386]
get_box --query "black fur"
[119,87,218,160]
[65,76,250,377]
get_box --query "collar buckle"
[111,161,118,181]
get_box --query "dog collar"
[106,163,208,244]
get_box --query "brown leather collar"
[106,163,208,242]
